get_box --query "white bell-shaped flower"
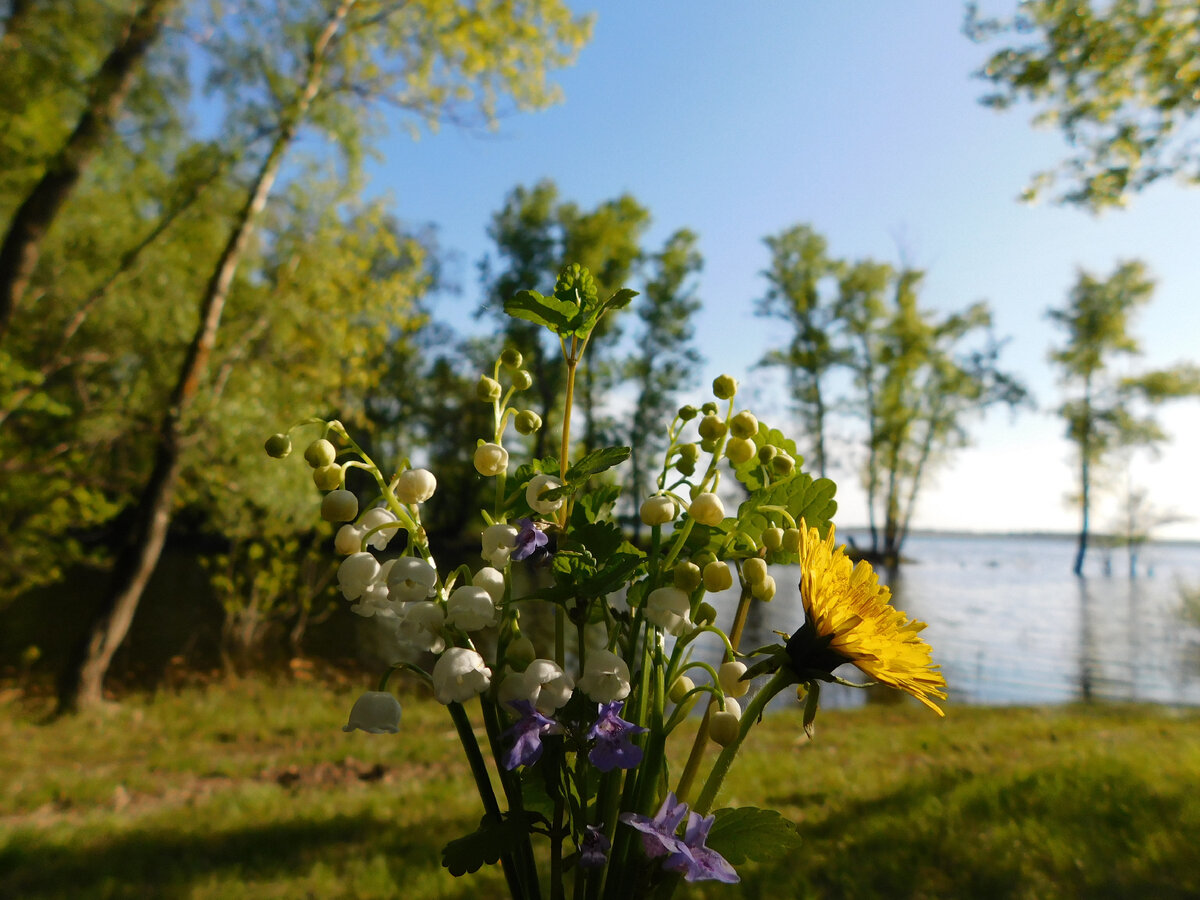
[446,585,499,632]
[689,492,725,527]
[472,566,506,605]
[395,601,445,654]
[645,586,693,636]
[387,556,438,603]
[522,658,574,714]
[718,660,750,698]
[432,647,492,705]
[351,582,395,618]
[334,524,364,555]
[578,649,631,703]
[474,443,509,477]
[342,691,402,734]
[339,552,380,600]
[481,523,519,569]
[526,474,563,515]
[396,468,437,504]
[360,507,400,550]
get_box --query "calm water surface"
[708,533,1200,709]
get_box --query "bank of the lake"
[2,679,1199,899]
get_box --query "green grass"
[2,678,1199,899]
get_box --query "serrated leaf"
[565,446,630,482]
[705,807,803,865]
[504,289,579,334]
[737,474,838,552]
[441,814,533,876]
[571,521,625,560]
[604,287,638,311]
[733,424,804,492]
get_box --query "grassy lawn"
[2,678,1198,899]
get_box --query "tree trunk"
[1072,385,1093,577]
[0,0,173,340]
[57,0,356,713]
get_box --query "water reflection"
[704,534,1200,708]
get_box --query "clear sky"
[364,2,1200,540]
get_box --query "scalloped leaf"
[505,289,579,335]
[705,807,803,865]
[737,474,838,555]
[732,423,805,492]
[441,814,535,876]
[566,446,631,482]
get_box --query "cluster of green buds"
[473,349,543,480]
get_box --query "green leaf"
[705,807,803,865]
[565,446,631,482]
[737,474,838,558]
[441,814,534,876]
[604,287,639,311]
[504,289,579,334]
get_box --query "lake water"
[708,532,1200,709]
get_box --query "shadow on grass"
[714,760,1198,900]
[0,809,500,899]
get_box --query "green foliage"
[968,0,1200,208]
[1047,260,1200,572]
[442,813,540,876]
[706,807,804,864]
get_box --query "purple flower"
[501,699,559,770]
[586,701,647,773]
[511,518,549,562]
[619,792,689,859]
[663,810,740,884]
[578,824,610,869]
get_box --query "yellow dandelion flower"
[785,520,947,715]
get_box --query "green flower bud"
[511,369,533,391]
[476,375,502,403]
[320,489,358,522]
[500,348,523,370]
[313,464,342,491]
[725,436,755,465]
[689,492,725,526]
[712,374,738,400]
[695,601,718,626]
[729,410,758,440]
[264,433,292,459]
[640,495,677,527]
[719,661,750,698]
[782,527,802,554]
[709,698,742,746]
[514,409,543,434]
[699,437,718,455]
[752,575,777,602]
[678,443,700,463]
[505,635,536,670]
[742,557,768,587]
[304,438,337,468]
[673,561,702,592]
[677,405,698,421]
[698,414,726,441]
[771,452,795,476]
[669,675,695,704]
[693,550,718,569]
[703,560,733,593]
[757,445,778,464]
[762,527,785,552]
[700,402,718,416]
[675,458,696,477]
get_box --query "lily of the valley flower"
[501,699,560,769]
[587,701,646,772]
[359,506,399,550]
[432,647,492,705]
[474,442,509,477]
[394,600,445,654]
[521,658,574,714]
[387,556,438,603]
[688,492,725,527]
[334,524,364,555]
[526,473,563,515]
[645,586,693,636]
[577,648,631,702]
[342,691,402,734]
[338,552,381,601]
[396,467,437,504]
[446,585,500,632]
[481,523,519,568]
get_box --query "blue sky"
[363,2,1200,540]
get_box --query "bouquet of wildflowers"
[266,264,946,898]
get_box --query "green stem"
[447,701,525,899]
[481,697,542,900]
[693,669,793,815]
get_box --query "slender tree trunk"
[57,0,356,712]
[1072,383,1093,577]
[0,0,173,341]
